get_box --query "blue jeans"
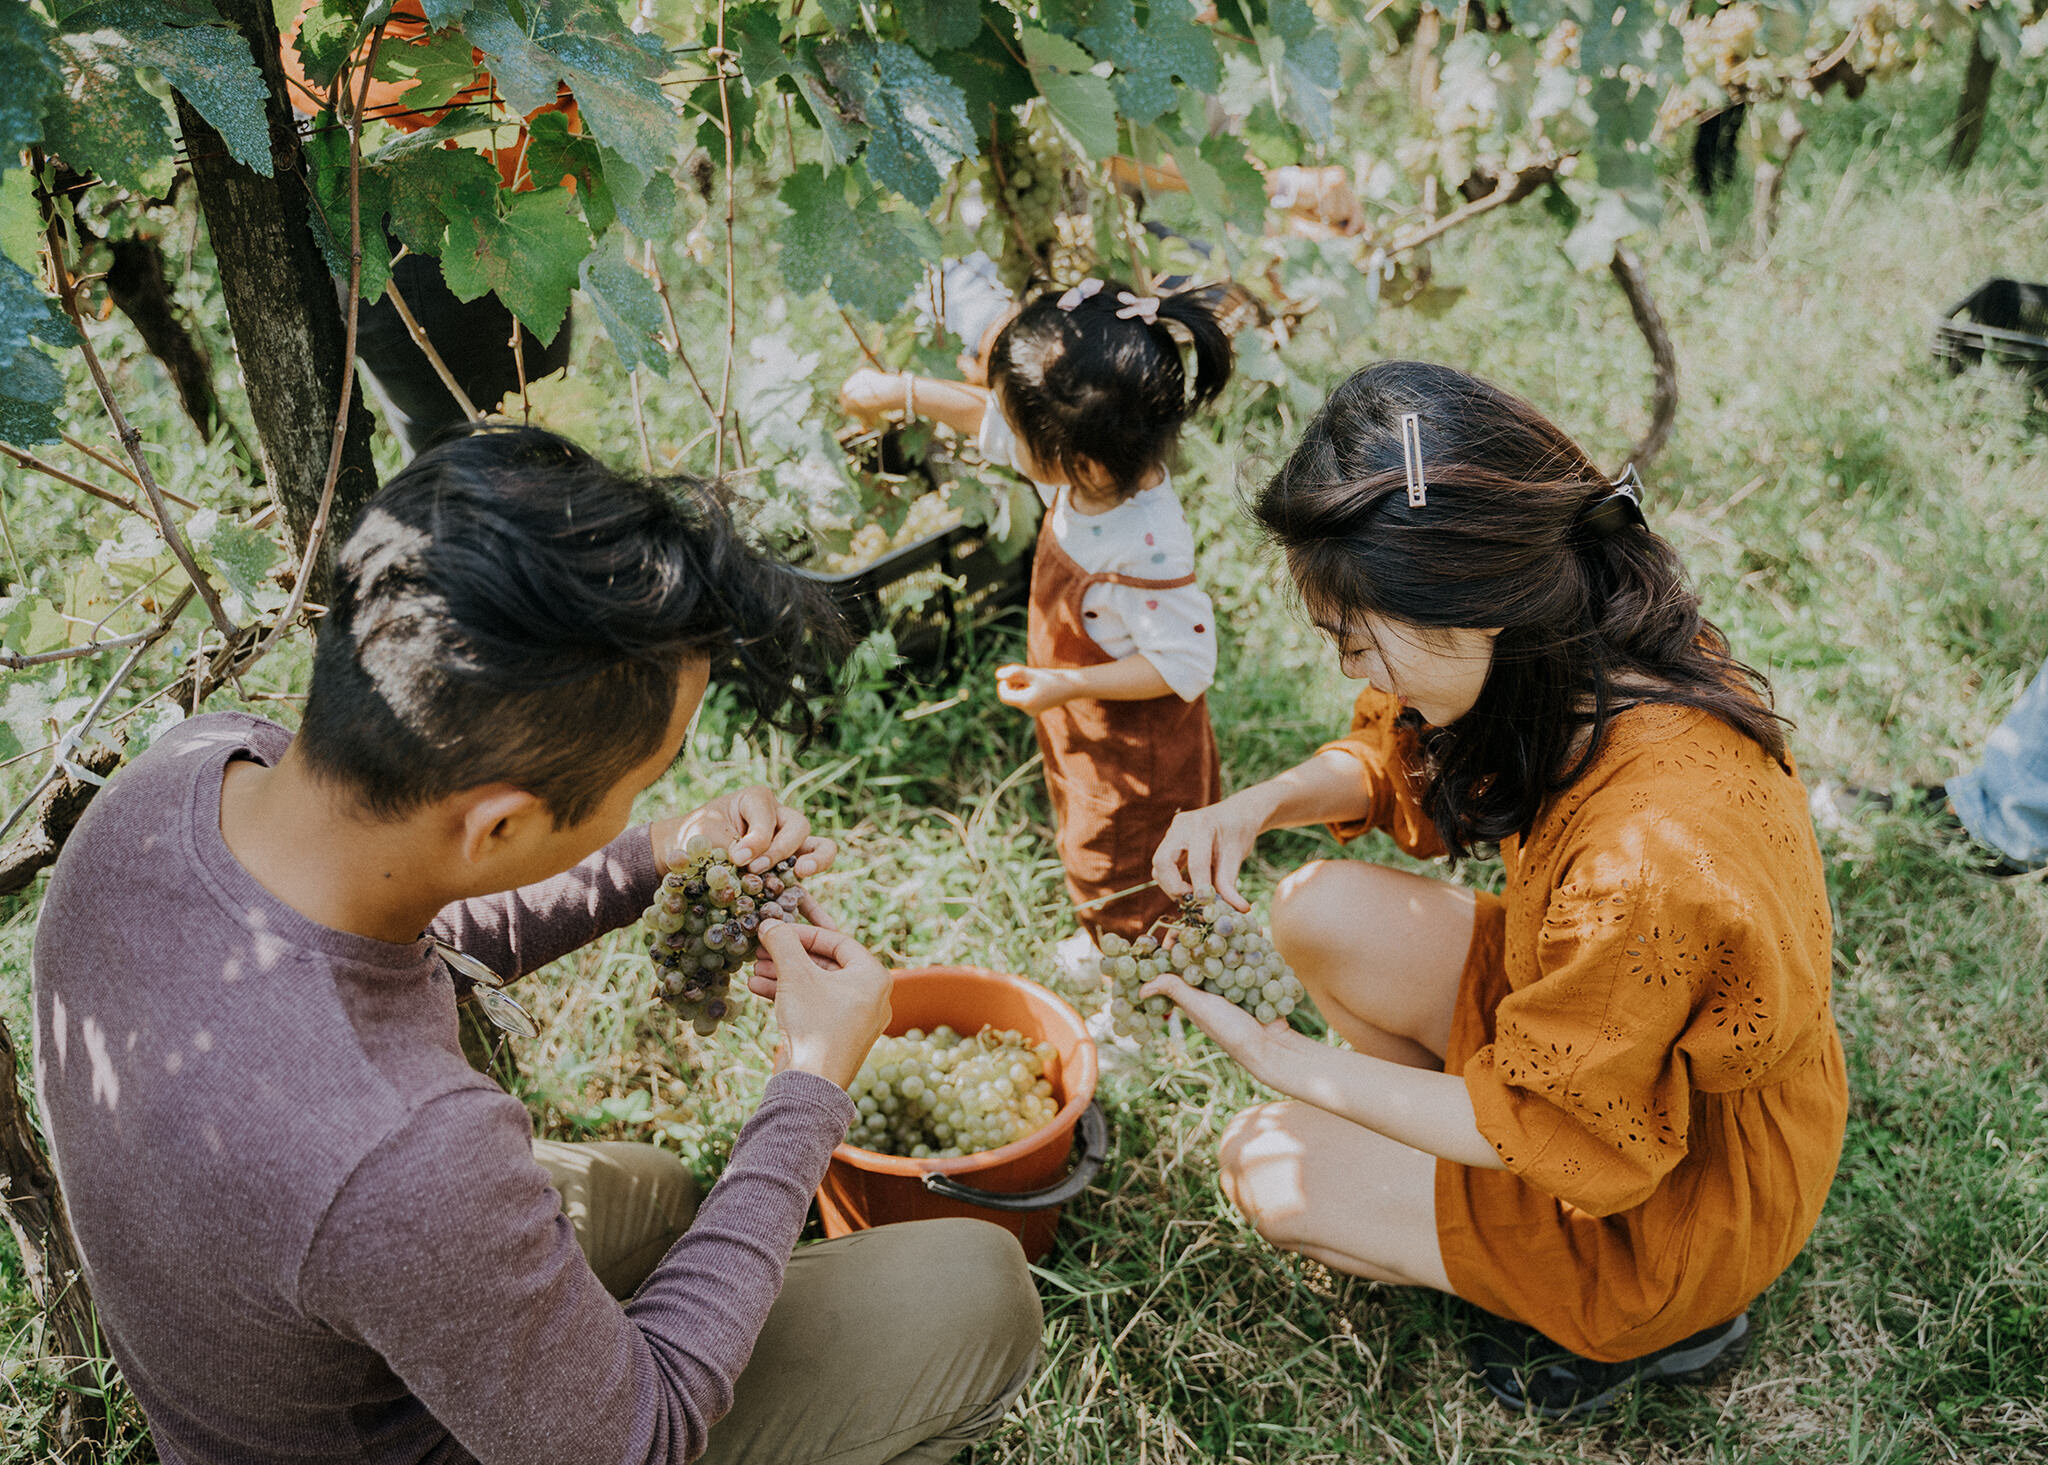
[1949,654,2048,867]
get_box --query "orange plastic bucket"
[817,966,1104,1262]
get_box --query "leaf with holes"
[42,33,176,197]
[578,242,667,377]
[1072,0,1219,127]
[441,185,593,346]
[1019,26,1117,160]
[385,145,499,256]
[776,162,939,320]
[817,38,974,208]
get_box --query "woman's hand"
[995,663,1074,718]
[838,368,902,427]
[653,785,837,881]
[754,919,893,1092]
[1152,786,1279,912]
[1138,972,1290,1080]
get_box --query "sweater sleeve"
[1313,687,1444,859]
[429,824,660,980]
[1457,822,1719,1217]
[299,1070,855,1465]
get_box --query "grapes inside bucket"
[817,967,1104,1263]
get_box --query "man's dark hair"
[987,278,1234,497]
[298,423,843,826]
[1255,360,1788,858]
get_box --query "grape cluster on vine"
[984,113,1072,293]
[847,1025,1062,1158]
[643,835,808,1036]
[1099,896,1305,1041]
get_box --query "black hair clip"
[1577,463,1647,542]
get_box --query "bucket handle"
[920,1102,1107,1212]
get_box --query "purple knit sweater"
[30,713,855,1464]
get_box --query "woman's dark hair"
[1255,361,1787,857]
[988,278,1234,496]
[298,423,844,827]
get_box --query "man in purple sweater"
[30,426,1041,1464]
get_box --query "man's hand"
[754,920,893,1092]
[652,785,837,880]
[995,663,1074,718]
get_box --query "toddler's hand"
[995,663,1071,718]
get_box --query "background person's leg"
[1947,653,2048,869]
[532,1139,698,1299]
[697,1218,1042,1465]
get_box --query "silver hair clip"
[1114,290,1160,323]
[1399,412,1427,508]
[1057,278,1104,311]
[1577,463,1649,542]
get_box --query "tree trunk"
[1610,245,1677,470]
[170,0,378,598]
[1,1013,107,1462]
[1948,20,1999,172]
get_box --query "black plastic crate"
[1933,278,2048,388]
[797,518,1035,672]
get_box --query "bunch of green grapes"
[846,1025,1062,1159]
[643,835,808,1036]
[986,113,1071,293]
[1098,897,1306,1041]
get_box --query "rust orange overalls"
[1027,514,1221,942]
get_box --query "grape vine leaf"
[295,0,374,91]
[1577,0,1671,73]
[41,34,176,197]
[1559,186,1658,272]
[0,595,69,658]
[1171,130,1265,235]
[0,4,63,180]
[189,511,281,610]
[384,144,499,256]
[0,170,41,269]
[465,0,680,177]
[816,38,975,208]
[776,163,939,320]
[1071,0,1220,127]
[419,0,474,24]
[527,110,615,234]
[598,145,676,236]
[371,29,482,114]
[0,669,69,764]
[1019,26,1118,160]
[577,242,667,377]
[124,21,275,177]
[926,23,1036,143]
[1260,0,1338,143]
[896,0,982,56]
[813,0,859,33]
[727,2,791,88]
[441,184,593,345]
[0,257,77,447]
[304,116,395,301]
[794,49,870,165]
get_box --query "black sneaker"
[1467,1309,1751,1420]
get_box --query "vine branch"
[712,5,740,477]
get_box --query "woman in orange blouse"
[1148,361,1847,1418]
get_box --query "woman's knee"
[1217,1102,1311,1249]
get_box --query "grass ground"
[4,33,2047,1465]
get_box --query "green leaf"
[0,595,70,656]
[1578,0,1671,73]
[1072,0,1220,127]
[0,169,41,270]
[1019,26,1118,160]
[1259,0,1338,143]
[42,34,176,197]
[526,109,614,234]
[441,185,592,345]
[303,112,393,301]
[896,0,982,55]
[0,669,67,763]
[469,0,679,176]
[776,162,939,320]
[369,102,498,160]
[577,242,667,377]
[191,513,281,606]
[1,255,72,445]
[370,29,481,114]
[1560,187,1655,272]
[926,21,1035,143]
[385,144,499,256]
[0,389,62,445]
[294,0,370,91]
[598,145,677,236]
[726,1,791,89]
[0,3,63,180]
[795,53,869,165]
[814,0,859,33]
[1174,132,1265,234]
[420,0,474,24]
[816,38,974,208]
[128,21,275,177]
[462,0,563,114]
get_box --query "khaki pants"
[534,1140,1042,1465]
